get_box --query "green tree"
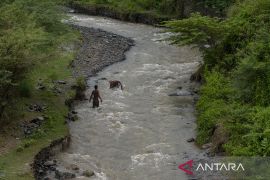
[165,0,270,155]
[0,0,76,118]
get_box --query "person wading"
[89,85,103,108]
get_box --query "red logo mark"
[178,160,193,175]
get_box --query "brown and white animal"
[109,80,123,90]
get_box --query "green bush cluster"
[166,0,270,156]
[0,0,75,118]
[75,76,87,100]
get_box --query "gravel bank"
[71,25,134,78]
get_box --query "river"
[55,13,202,180]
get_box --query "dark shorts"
[93,100,99,108]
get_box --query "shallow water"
[57,13,202,180]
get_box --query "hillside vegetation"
[0,0,77,119]
[70,0,235,18]
[0,0,78,179]
[165,0,270,156]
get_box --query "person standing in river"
[89,85,103,108]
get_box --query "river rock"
[82,170,94,177]
[168,93,178,96]
[99,77,107,80]
[69,9,75,13]
[44,160,56,167]
[187,138,195,143]
[53,87,62,94]
[36,83,46,90]
[55,80,67,84]
[22,123,38,135]
[202,143,212,150]
[55,170,75,180]
[68,164,79,171]
[163,76,176,80]
[37,116,45,121]
[28,104,46,112]
[66,112,78,122]
[178,86,183,90]
[38,169,45,175]
[22,116,47,135]
[71,110,78,114]
[30,117,44,126]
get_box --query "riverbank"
[34,25,134,180]
[0,1,81,179]
[163,0,270,158]
[68,0,226,26]
[0,45,77,180]
[68,2,172,26]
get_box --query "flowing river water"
[56,13,203,180]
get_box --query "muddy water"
[57,14,202,180]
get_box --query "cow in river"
[109,80,123,90]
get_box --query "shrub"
[0,70,14,117]
[65,90,76,107]
[23,138,36,148]
[75,77,86,100]
[196,70,235,144]
[76,76,87,91]
[18,80,32,98]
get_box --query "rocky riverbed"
[71,25,134,78]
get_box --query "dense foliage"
[198,0,235,13]
[0,0,75,118]
[166,0,270,156]
[71,0,233,17]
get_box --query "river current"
[56,13,202,180]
